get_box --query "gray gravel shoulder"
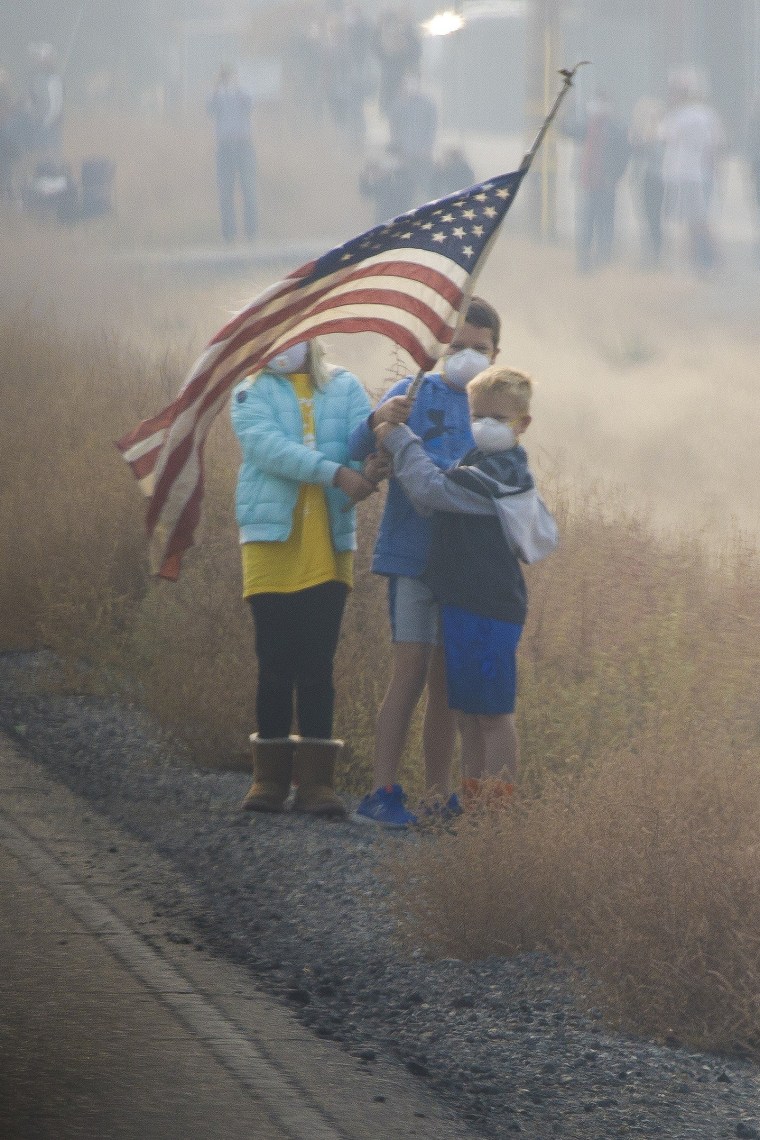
[1,650,759,1140]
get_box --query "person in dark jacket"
[375,367,558,804]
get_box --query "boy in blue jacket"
[349,296,501,827]
[374,366,558,799]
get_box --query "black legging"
[248,581,348,739]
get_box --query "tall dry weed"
[384,516,760,1057]
[385,728,760,1057]
[557,731,760,1056]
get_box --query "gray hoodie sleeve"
[382,425,497,517]
[383,424,559,564]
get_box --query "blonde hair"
[307,339,334,389]
[467,366,533,417]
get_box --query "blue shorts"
[387,575,441,645]
[441,604,523,715]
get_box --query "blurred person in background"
[0,69,23,202]
[322,0,372,146]
[231,339,382,819]
[629,96,665,268]
[206,64,257,243]
[359,142,415,222]
[428,146,475,200]
[386,73,438,208]
[659,69,725,272]
[26,42,64,166]
[565,90,630,274]
[373,8,422,119]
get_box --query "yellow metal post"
[526,0,561,240]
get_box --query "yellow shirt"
[241,372,353,597]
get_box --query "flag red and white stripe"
[116,168,525,579]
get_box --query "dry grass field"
[3,105,760,1056]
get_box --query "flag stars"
[316,175,519,278]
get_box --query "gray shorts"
[387,575,441,645]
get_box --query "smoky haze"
[2,0,759,539]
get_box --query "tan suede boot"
[291,738,347,818]
[241,735,296,812]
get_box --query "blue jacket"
[231,366,371,549]
[348,373,474,577]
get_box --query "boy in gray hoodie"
[374,366,557,801]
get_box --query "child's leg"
[456,711,484,780]
[373,641,431,787]
[460,713,519,809]
[248,594,297,737]
[479,712,520,783]
[422,644,457,795]
[373,576,440,791]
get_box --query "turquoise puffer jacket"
[230,366,372,549]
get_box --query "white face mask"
[443,348,491,390]
[471,417,517,453]
[269,341,309,374]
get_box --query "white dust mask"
[269,341,309,374]
[443,348,491,390]
[471,417,517,453]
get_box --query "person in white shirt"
[659,69,725,270]
[27,43,64,165]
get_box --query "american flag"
[117,168,526,579]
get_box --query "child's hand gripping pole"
[340,368,424,511]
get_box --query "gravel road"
[1,649,759,1140]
